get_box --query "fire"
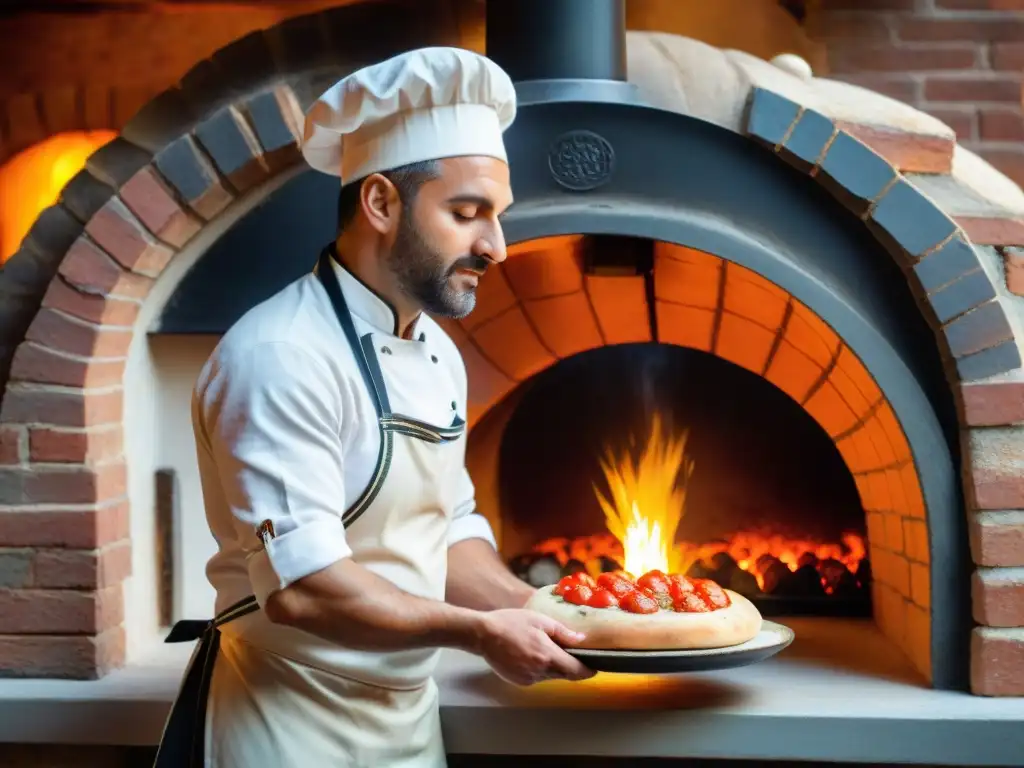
[0,131,116,263]
[593,413,694,576]
[528,413,867,595]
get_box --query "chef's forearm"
[446,537,534,611]
[263,557,487,653]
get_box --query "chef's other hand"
[477,608,596,686]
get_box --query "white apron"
[153,246,466,767]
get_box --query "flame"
[0,131,116,263]
[593,414,694,576]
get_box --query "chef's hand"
[477,608,596,686]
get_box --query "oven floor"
[435,617,1024,766]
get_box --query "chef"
[152,47,594,768]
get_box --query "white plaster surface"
[0,619,1021,764]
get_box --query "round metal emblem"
[547,130,615,191]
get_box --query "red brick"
[83,84,112,132]
[120,166,202,248]
[936,0,1024,9]
[971,627,1024,695]
[42,85,82,135]
[822,0,916,9]
[0,427,25,465]
[33,540,132,589]
[992,42,1024,71]
[956,215,1024,246]
[898,18,1024,43]
[830,44,979,74]
[0,626,125,679]
[814,14,893,41]
[839,74,920,103]
[0,585,122,634]
[41,277,141,327]
[58,236,154,300]
[4,93,46,152]
[30,426,123,463]
[8,343,126,388]
[0,503,129,548]
[978,148,1024,189]
[924,76,1022,102]
[24,307,132,358]
[18,462,128,505]
[84,197,175,277]
[0,387,123,428]
[973,567,1024,626]
[924,107,977,142]
[980,108,1024,142]
[971,510,1024,566]
[835,121,954,173]
[971,468,1024,509]
[963,380,1024,425]
[1006,247,1024,297]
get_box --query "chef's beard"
[387,214,488,319]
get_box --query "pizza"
[525,569,763,651]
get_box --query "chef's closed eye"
[452,207,478,222]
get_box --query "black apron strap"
[153,596,260,768]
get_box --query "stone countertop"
[0,619,1022,765]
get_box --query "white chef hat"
[301,47,517,185]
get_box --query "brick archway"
[0,7,1020,693]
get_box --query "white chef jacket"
[192,257,497,616]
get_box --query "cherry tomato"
[597,572,637,597]
[619,590,660,614]
[562,584,593,606]
[637,569,670,596]
[586,588,619,609]
[695,579,731,610]
[574,572,597,589]
[553,576,577,597]
[674,592,711,613]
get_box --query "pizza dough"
[525,575,763,651]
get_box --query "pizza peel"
[563,620,795,674]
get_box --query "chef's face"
[387,156,512,319]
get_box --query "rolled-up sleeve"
[198,341,351,601]
[447,466,497,549]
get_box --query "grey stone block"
[60,170,115,224]
[193,108,259,180]
[928,269,998,324]
[86,137,152,188]
[745,88,801,147]
[944,300,1014,358]
[956,338,1022,381]
[819,132,897,204]
[23,205,83,260]
[154,136,220,205]
[120,87,198,155]
[871,178,959,257]
[913,236,982,292]
[211,30,279,96]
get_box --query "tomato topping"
[674,591,711,613]
[553,576,577,597]
[695,579,731,609]
[637,569,670,596]
[597,572,637,597]
[574,572,597,589]
[586,588,620,609]
[562,584,593,606]
[619,590,660,614]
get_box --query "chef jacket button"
[451,401,457,410]
[431,355,438,363]
[381,346,392,355]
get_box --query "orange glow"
[530,413,867,591]
[0,131,116,263]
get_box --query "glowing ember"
[528,414,867,596]
[594,414,694,576]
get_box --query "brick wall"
[811,0,1024,187]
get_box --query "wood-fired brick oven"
[0,0,1023,741]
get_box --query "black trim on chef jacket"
[152,245,465,767]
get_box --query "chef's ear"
[359,173,402,236]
